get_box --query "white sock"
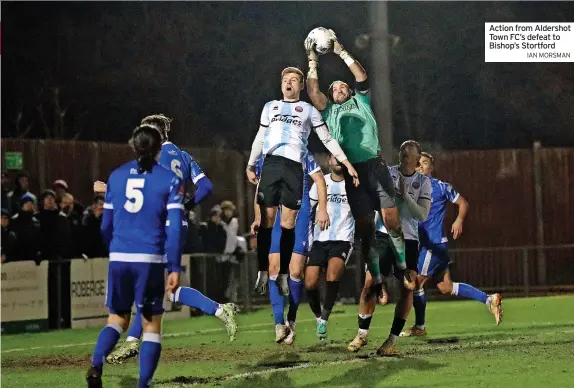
[388,334,398,344]
[415,324,425,330]
[358,329,369,336]
[126,336,139,342]
[269,274,278,281]
[215,305,224,318]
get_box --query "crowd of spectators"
[1,170,246,279]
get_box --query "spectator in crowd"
[81,194,108,258]
[1,208,18,263]
[53,179,84,214]
[220,200,241,301]
[2,171,11,212]
[7,171,37,215]
[200,205,227,253]
[61,193,84,257]
[184,206,203,253]
[199,205,228,301]
[36,190,72,260]
[10,194,41,263]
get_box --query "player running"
[251,152,326,344]
[86,124,184,388]
[246,67,358,321]
[96,115,238,364]
[348,141,431,356]
[305,154,355,341]
[401,152,502,337]
[305,30,413,293]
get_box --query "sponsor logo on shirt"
[270,114,303,127]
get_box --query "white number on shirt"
[124,178,145,213]
[171,159,183,179]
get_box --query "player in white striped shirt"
[245,67,358,318]
[305,154,355,341]
[348,141,432,356]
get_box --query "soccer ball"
[307,27,334,55]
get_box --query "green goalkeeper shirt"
[320,91,381,164]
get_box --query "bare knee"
[142,313,163,334]
[280,207,297,229]
[289,259,304,279]
[382,208,400,231]
[305,267,320,290]
[437,281,452,294]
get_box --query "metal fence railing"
[2,245,572,333]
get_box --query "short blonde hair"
[281,67,304,82]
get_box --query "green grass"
[2,295,574,387]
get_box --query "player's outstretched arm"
[251,184,261,234]
[329,30,368,91]
[165,178,184,273]
[310,171,330,230]
[100,181,113,247]
[304,38,329,111]
[452,195,469,240]
[246,104,271,184]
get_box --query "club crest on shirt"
[295,106,303,112]
[412,181,420,189]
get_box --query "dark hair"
[93,194,105,203]
[129,124,163,174]
[399,140,422,154]
[327,80,354,102]
[141,114,172,142]
[420,151,434,164]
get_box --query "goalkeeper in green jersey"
[304,30,415,296]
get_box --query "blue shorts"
[418,243,450,277]
[106,261,166,316]
[270,195,312,256]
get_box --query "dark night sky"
[2,2,573,150]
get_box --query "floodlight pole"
[369,1,395,164]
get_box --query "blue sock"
[413,288,427,327]
[268,278,285,325]
[91,323,122,371]
[453,282,488,304]
[172,287,220,316]
[286,276,303,323]
[138,332,162,388]
[127,310,143,340]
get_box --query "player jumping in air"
[86,124,184,388]
[251,152,326,344]
[246,67,359,332]
[348,141,431,356]
[305,30,414,295]
[401,152,502,337]
[306,154,356,341]
[95,115,238,364]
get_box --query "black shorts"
[257,155,304,210]
[307,241,353,268]
[343,157,396,219]
[373,231,418,277]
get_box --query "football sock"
[321,281,340,321]
[268,277,285,325]
[138,332,161,388]
[452,282,488,304]
[358,314,372,332]
[287,276,303,323]
[126,309,143,340]
[171,287,219,315]
[307,288,322,319]
[388,228,407,270]
[413,288,427,327]
[390,317,407,337]
[257,227,272,271]
[279,227,295,272]
[91,323,122,372]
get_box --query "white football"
[307,27,334,55]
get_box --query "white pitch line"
[157,329,574,388]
